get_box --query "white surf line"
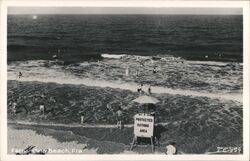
[8,121,170,128]
[8,76,242,103]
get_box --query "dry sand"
[8,127,142,154]
[8,127,97,154]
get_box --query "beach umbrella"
[132,95,160,104]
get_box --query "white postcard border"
[0,1,249,161]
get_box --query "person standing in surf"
[153,67,157,74]
[18,72,22,78]
[126,67,129,76]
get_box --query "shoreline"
[8,78,242,103]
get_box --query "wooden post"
[150,136,154,153]
[130,135,136,151]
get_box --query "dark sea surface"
[7,14,243,63]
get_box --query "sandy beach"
[8,126,98,154]
[7,79,243,154]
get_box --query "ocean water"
[7,14,243,95]
[7,14,243,62]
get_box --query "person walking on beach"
[116,108,123,129]
[137,84,142,93]
[39,104,45,114]
[137,83,144,93]
[81,114,85,124]
[148,85,152,95]
[106,103,112,111]
[11,101,17,114]
[166,142,177,155]
[39,93,46,114]
[140,83,144,93]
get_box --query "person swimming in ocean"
[135,70,140,79]
[153,67,157,74]
[52,54,58,60]
[140,61,144,67]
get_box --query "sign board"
[134,114,154,137]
